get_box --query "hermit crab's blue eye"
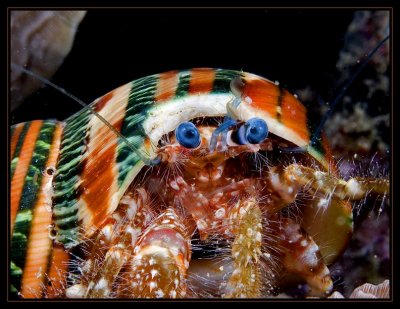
[175,122,201,148]
[235,117,268,145]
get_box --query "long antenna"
[11,63,159,166]
[309,34,390,148]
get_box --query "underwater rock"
[10,10,86,110]
[325,10,390,157]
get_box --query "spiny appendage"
[66,188,154,298]
[222,197,263,298]
[277,217,333,296]
[284,164,389,200]
[169,176,212,239]
[115,208,191,298]
[268,165,302,212]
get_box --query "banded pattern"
[10,120,69,298]
[48,69,321,249]
[234,73,310,148]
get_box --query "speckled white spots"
[276,106,282,115]
[302,243,319,267]
[170,181,179,191]
[264,252,271,259]
[239,207,247,216]
[149,281,157,291]
[115,243,125,249]
[317,198,329,209]
[314,171,323,179]
[150,269,158,279]
[300,239,308,247]
[274,80,280,86]
[112,213,121,221]
[287,186,293,194]
[174,279,179,287]
[81,259,92,273]
[101,225,112,241]
[155,289,164,298]
[270,171,281,189]
[66,284,86,298]
[256,232,262,242]
[247,228,254,237]
[244,96,252,104]
[136,273,141,279]
[346,178,363,198]
[197,219,207,230]
[219,266,224,271]
[149,257,156,266]
[94,278,108,291]
[289,232,302,243]
[169,290,177,298]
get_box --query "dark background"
[10,8,355,124]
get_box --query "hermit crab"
[10,67,389,298]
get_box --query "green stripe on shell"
[117,75,158,187]
[212,69,242,94]
[10,120,57,291]
[11,122,31,178]
[52,109,91,246]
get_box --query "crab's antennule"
[11,63,155,165]
[209,117,237,152]
[308,34,390,148]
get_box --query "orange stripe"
[20,123,63,298]
[94,91,114,113]
[155,70,179,103]
[10,120,43,232]
[188,68,215,95]
[46,245,70,298]
[80,85,131,230]
[280,90,310,143]
[10,123,25,159]
[242,79,280,117]
[82,119,123,226]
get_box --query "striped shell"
[10,68,349,297]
